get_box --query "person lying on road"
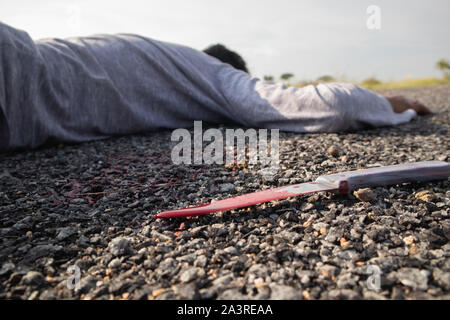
[0,22,431,151]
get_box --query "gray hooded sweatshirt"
[0,22,416,151]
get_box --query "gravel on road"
[0,85,449,300]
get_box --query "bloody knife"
[154,161,450,219]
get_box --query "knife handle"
[315,161,450,193]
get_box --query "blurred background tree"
[280,73,294,83]
[263,75,274,81]
[316,75,335,82]
[436,59,450,79]
[361,77,381,86]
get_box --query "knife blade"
[154,161,450,219]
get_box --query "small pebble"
[179,268,199,283]
[414,190,436,202]
[353,188,375,202]
[326,146,340,157]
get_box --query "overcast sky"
[2,0,449,81]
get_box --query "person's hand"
[385,95,433,115]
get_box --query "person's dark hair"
[203,44,249,73]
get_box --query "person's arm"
[236,81,422,133]
[384,95,433,115]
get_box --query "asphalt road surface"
[0,85,448,300]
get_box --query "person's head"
[203,44,249,73]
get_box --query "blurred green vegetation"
[275,58,450,89]
[280,73,294,82]
[292,76,450,90]
[436,58,450,80]
[356,77,450,90]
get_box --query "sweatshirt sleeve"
[236,81,417,133]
